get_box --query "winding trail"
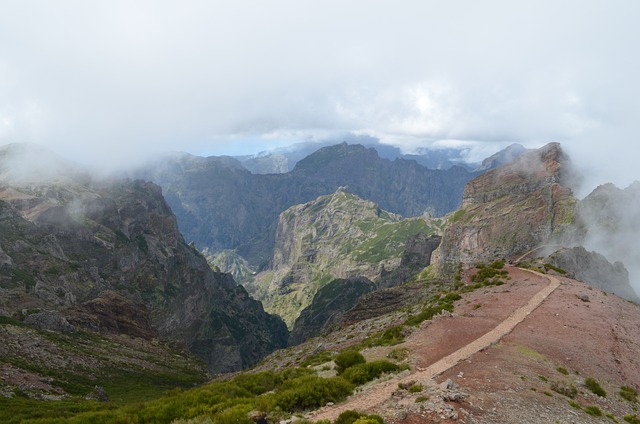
[312,270,561,421]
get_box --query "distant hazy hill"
[234,136,486,174]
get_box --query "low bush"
[334,410,384,424]
[585,406,602,417]
[408,383,423,393]
[272,376,353,411]
[341,361,401,385]
[374,326,405,346]
[551,382,577,398]
[585,377,607,397]
[335,351,366,374]
[625,414,640,424]
[620,386,638,403]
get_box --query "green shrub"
[387,348,409,361]
[620,386,638,403]
[543,263,567,274]
[568,400,581,409]
[334,410,384,424]
[341,361,401,385]
[585,406,603,417]
[272,376,353,411]
[215,404,254,424]
[404,304,452,327]
[374,326,405,346]
[551,382,577,398]
[556,366,569,375]
[490,260,506,269]
[334,351,366,374]
[415,396,429,403]
[301,350,335,367]
[625,414,640,424]
[408,383,423,393]
[232,371,278,395]
[585,377,607,397]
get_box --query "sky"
[0,0,639,193]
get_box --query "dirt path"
[311,270,561,421]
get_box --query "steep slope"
[436,143,576,273]
[135,143,476,269]
[245,189,445,327]
[289,277,376,345]
[0,144,287,374]
[573,182,640,292]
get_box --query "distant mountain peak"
[474,143,527,171]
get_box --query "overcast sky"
[0,0,638,193]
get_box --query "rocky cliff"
[289,277,376,345]
[135,143,476,270]
[436,143,577,273]
[245,189,445,327]
[0,144,287,374]
[546,247,638,301]
[572,182,640,295]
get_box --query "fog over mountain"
[0,1,638,193]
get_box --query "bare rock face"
[547,247,639,301]
[246,189,444,327]
[289,277,376,345]
[0,144,287,373]
[437,143,577,272]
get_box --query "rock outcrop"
[547,247,638,301]
[289,277,376,345]
[573,181,640,295]
[135,143,476,267]
[0,144,287,373]
[245,189,444,327]
[436,143,576,272]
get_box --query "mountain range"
[0,140,639,424]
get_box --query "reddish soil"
[311,267,640,424]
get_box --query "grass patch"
[334,351,365,374]
[585,377,607,397]
[387,348,409,361]
[543,263,567,274]
[585,405,603,417]
[620,386,638,403]
[556,366,569,375]
[341,361,402,385]
[625,415,640,424]
[408,383,423,393]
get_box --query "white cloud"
[0,0,637,189]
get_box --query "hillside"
[435,143,576,273]
[13,260,639,424]
[244,189,445,328]
[0,144,287,379]
[135,143,476,269]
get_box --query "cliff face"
[0,144,287,373]
[135,143,476,269]
[289,277,376,345]
[572,181,640,296]
[546,247,638,301]
[436,143,576,271]
[245,189,445,328]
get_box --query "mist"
[574,182,640,294]
[0,0,637,191]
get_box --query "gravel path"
[311,270,561,421]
